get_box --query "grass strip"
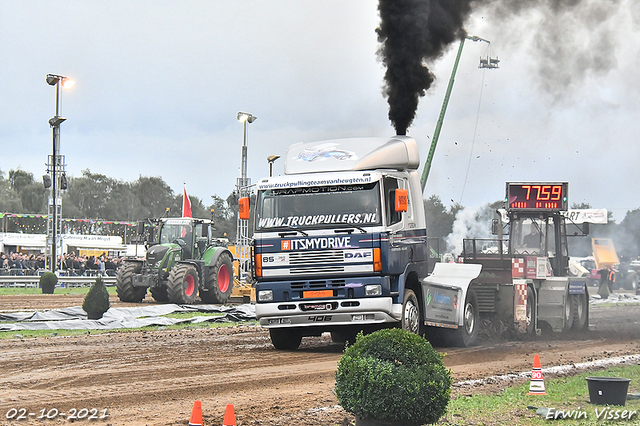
[446,364,640,425]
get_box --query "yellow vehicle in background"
[592,238,638,292]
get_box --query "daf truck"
[248,136,483,349]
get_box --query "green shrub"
[335,328,451,424]
[82,276,110,319]
[39,272,58,294]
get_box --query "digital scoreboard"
[506,182,568,211]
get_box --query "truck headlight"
[258,290,273,302]
[365,284,382,296]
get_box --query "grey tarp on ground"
[0,304,256,331]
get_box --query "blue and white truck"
[249,136,484,349]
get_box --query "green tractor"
[116,217,234,304]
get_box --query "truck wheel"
[331,327,359,345]
[167,263,199,304]
[115,262,146,302]
[572,292,588,330]
[201,252,234,304]
[269,328,302,350]
[150,286,169,302]
[450,289,479,347]
[443,289,480,347]
[562,289,575,332]
[526,286,536,335]
[402,289,424,336]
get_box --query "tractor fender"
[202,246,234,269]
[174,259,206,286]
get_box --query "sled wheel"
[572,292,589,331]
[562,288,575,332]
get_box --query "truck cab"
[250,136,481,349]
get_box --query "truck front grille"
[288,250,343,264]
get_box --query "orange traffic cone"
[189,400,203,426]
[527,354,547,395]
[222,404,236,426]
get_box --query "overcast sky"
[2,1,639,222]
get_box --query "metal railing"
[0,274,116,288]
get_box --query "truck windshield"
[255,182,381,230]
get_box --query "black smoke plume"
[377,0,474,135]
[377,0,624,133]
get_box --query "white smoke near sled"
[445,204,496,259]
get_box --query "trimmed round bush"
[335,328,451,425]
[39,272,58,294]
[82,276,111,319]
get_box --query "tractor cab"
[158,218,212,261]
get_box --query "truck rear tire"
[167,263,199,304]
[269,328,302,350]
[201,252,234,304]
[401,289,424,336]
[331,327,359,345]
[449,289,479,347]
[116,262,146,303]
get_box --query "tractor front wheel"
[167,264,199,304]
[116,262,146,303]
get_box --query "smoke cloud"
[376,0,474,135]
[445,204,495,256]
[377,0,626,133]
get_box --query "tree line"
[0,168,237,240]
[3,167,640,258]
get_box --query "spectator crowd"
[1,252,124,277]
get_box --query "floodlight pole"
[46,74,72,273]
[235,112,256,279]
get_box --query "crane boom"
[420,35,493,193]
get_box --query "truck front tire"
[401,289,424,336]
[269,328,302,350]
[116,262,146,303]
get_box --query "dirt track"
[1,293,640,426]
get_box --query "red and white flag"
[182,184,192,218]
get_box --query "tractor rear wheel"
[201,252,234,304]
[167,264,199,304]
[116,262,146,302]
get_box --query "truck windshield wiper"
[335,227,367,234]
[277,228,309,237]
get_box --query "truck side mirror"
[491,219,498,235]
[239,197,251,220]
[394,189,408,212]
